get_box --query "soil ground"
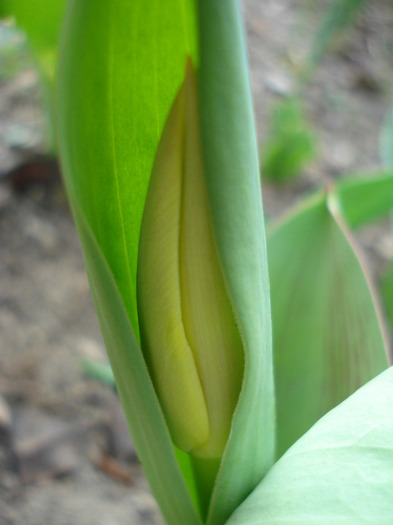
[1,1,393,524]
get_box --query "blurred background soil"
[0,1,393,524]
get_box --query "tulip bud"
[137,60,244,459]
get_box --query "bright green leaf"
[57,0,201,518]
[57,0,198,339]
[2,0,66,149]
[268,191,388,458]
[1,0,65,83]
[227,365,393,525]
[334,172,393,228]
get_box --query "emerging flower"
[137,61,244,459]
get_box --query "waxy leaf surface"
[227,365,393,525]
[267,191,388,458]
[197,1,274,523]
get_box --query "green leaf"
[58,1,274,522]
[261,98,317,183]
[268,191,388,458]
[2,0,66,149]
[82,358,115,387]
[334,172,393,228]
[305,0,367,76]
[197,2,274,523]
[57,0,201,519]
[57,0,198,340]
[70,197,202,525]
[1,0,66,83]
[226,365,393,525]
[380,108,393,168]
[381,262,393,333]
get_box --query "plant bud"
[137,60,244,459]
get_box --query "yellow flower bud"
[137,60,244,459]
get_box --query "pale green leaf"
[227,365,393,525]
[82,358,115,387]
[268,191,388,458]
[197,2,274,523]
[380,108,393,168]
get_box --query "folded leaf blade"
[196,1,274,523]
[268,192,388,458]
[57,0,198,337]
[70,198,202,525]
[57,0,203,521]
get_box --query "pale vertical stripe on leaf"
[196,1,274,523]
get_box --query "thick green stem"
[191,456,221,520]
